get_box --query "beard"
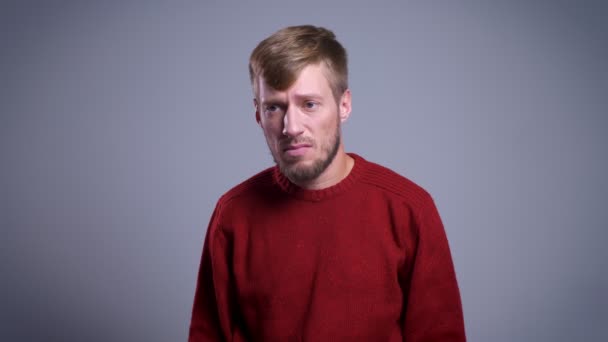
[269,125,342,184]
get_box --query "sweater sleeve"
[189,203,237,342]
[401,196,466,341]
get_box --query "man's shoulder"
[217,166,276,207]
[357,154,433,206]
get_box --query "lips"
[282,143,313,157]
[283,143,312,152]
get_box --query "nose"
[282,106,304,137]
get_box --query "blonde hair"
[249,25,348,102]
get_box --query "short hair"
[249,25,348,102]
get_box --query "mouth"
[283,143,312,151]
[282,143,313,157]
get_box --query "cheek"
[318,113,340,137]
[261,124,282,146]
[264,115,284,132]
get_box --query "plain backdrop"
[1,1,607,341]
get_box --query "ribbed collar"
[272,153,366,202]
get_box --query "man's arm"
[189,203,235,342]
[401,196,466,341]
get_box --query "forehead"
[258,63,333,101]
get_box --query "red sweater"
[190,153,465,341]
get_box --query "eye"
[264,104,283,114]
[304,101,318,110]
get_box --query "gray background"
[1,1,606,341]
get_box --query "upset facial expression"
[255,63,349,184]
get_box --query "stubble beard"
[270,125,342,184]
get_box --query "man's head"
[249,25,348,104]
[249,26,352,186]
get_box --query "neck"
[291,146,354,190]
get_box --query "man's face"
[255,63,349,184]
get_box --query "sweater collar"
[272,153,366,201]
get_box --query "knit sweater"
[189,153,465,341]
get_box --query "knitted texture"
[189,153,466,341]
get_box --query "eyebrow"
[261,93,324,106]
[293,93,324,101]
[261,98,286,106]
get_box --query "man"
[189,25,466,341]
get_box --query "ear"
[253,98,261,124]
[339,89,352,122]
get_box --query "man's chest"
[229,211,407,324]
